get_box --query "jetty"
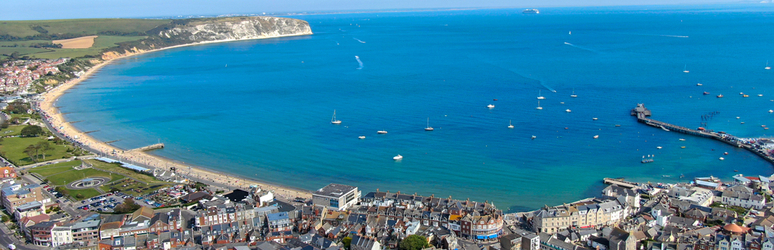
[631,103,774,165]
[84,130,100,134]
[603,178,639,189]
[128,143,165,152]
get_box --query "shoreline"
[38,33,315,200]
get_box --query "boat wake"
[618,33,689,38]
[355,56,364,70]
[469,54,556,92]
[353,38,366,43]
[660,34,689,38]
[563,42,598,53]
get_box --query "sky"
[0,0,754,20]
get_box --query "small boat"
[703,91,709,95]
[766,60,771,70]
[719,157,724,161]
[531,135,537,140]
[487,104,495,109]
[740,92,745,95]
[393,154,403,161]
[493,99,498,101]
[734,169,739,172]
[770,110,773,113]
[683,64,689,73]
[657,146,662,149]
[508,120,514,129]
[615,124,621,127]
[696,83,703,86]
[681,146,686,149]
[593,135,599,139]
[425,118,434,131]
[724,152,728,155]
[642,155,654,163]
[736,116,740,119]
[717,94,723,98]
[359,136,366,139]
[744,95,749,98]
[592,118,598,120]
[679,138,686,141]
[741,122,745,124]
[377,130,388,134]
[536,100,542,110]
[759,94,764,97]
[331,110,342,124]
[570,88,577,98]
[537,90,545,100]
[565,109,571,113]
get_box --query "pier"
[84,130,99,134]
[603,178,639,189]
[128,143,165,152]
[105,140,120,144]
[631,103,774,165]
[69,120,83,124]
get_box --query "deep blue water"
[58,5,774,212]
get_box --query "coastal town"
[0,56,773,250]
[0,8,773,250]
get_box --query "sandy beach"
[38,37,314,201]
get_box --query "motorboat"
[393,154,403,161]
[565,109,571,113]
[377,130,388,134]
[593,135,599,139]
[487,104,495,108]
[359,136,366,139]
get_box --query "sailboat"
[570,88,577,98]
[683,65,689,73]
[766,60,771,70]
[508,120,514,129]
[425,118,434,131]
[537,90,545,100]
[536,100,542,110]
[331,110,342,124]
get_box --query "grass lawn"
[67,188,102,201]
[1,125,27,137]
[47,168,124,186]
[0,136,76,165]
[28,160,82,177]
[86,159,164,184]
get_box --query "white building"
[51,225,73,247]
[312,184,360,211]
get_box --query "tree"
[36,141,51,160]
[24,144,36,162]
[342,237,352,250]
[114,198,142,213]
[1,215,8,222]
[75,193,84,199]
[20,125,43,137]
[399,235,429,250]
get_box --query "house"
[607,228,636,250]
[721,185,766,210]
[180,191,211,204]
[351,235,381,250]
[312,183,360,211]
[28,220,57,246]
[1,183,46,212]
[0,167,16,179]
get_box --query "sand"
[53,36,98,49]
[39,37,315,201]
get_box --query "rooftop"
[314,183,357,197]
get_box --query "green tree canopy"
[114,198,142,214]
[342,236,352,250]
[399,235,429,250]
[20,125,43,137]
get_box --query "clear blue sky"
[0,0,746,20]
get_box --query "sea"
[58,5,774,212]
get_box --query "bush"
[20,125,43,137]
[1,215,9,223]
[76,193,84,199]
[399,235,429,250]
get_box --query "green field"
[68,188,102,200]
[28,160,82,177]
[0,136,76,165]
[46,167,123,186]
[4,35,148,60]
[1,125,27,137]
[87,159,165,184]
[0,19,170,37]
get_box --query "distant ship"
[523,9,539,14]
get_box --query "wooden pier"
[603,178,639,189]
[631,104,773,165]
[84,130,100,134]
[128,143,165,152]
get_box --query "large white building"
[721,185,765,210]
[312,184,360,211]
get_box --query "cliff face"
[158,16,313,43]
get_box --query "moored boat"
[377,130,388,134]
[393,154,403,160]
[331,110,342,124]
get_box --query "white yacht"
[565,109,571,113]
[487,104,495,109]
[537,90,545,100]
[331,110,342,124]
[766,60,771,70]
[683,64,689,73]
[425,118,434,131]
[570,88,577,98]
[508,120,514,129]
[377,130,388,134]
[536,100,542,110]
[359,136,366,139]
[593,135,599,139]
[393,154,403,161]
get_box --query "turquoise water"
[59,5,774,212]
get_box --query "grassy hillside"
[0,35,147,60]
[0,19,170,38]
